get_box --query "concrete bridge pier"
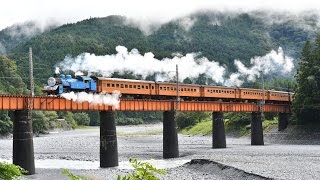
[163,110,179,158]
[251,112,264,145]
[212,112,226,148]
[278,113,289,131]
[100,111,118,167]
[13,110,35,175]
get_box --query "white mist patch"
[226,47,294,86]
[0,42,6,54]
[179,17,197,31]
[58,46,226,84]
[61,91,121,109]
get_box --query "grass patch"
[180,117,279,136]
[180,119,212,135]
[117,129,162,136]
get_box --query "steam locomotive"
[43,74,293,103]
[43,74,97,94]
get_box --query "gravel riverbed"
[1,124,320,179]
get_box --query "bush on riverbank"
[73,113,91,126]
[176,112,210,129]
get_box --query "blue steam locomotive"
[43,74,97,95]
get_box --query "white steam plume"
[61,91,121,109]
[57,46,294,87]
[58,45,226,84]
[55,67,60,74]
[226,47,294,86]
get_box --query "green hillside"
[1,12,318,92]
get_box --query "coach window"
[107,83,110,87]
[129,85,132,88]
[116,84,119,88]
[142,85,144,89]
[152,86,154,89]
[160,87,163,90]
[134,85,136,89]
[138,85,141,89]
[121,84,124,88]
[125,85,128,88]
[171,87,173,91]
[112,84,115,87]
[146,86,149,89]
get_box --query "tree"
[32,111,50,135]
[0,111,12,136]
[73,112,90,126]
[64,112,77,129]
[293,38,320,124]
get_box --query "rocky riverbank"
[0,123,320,179]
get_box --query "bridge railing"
[0,95,290,112]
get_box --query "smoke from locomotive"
[56,46,294,87]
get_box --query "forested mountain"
[0,21,57,55]
[1,11,319,92]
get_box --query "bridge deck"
[0,95,290,112]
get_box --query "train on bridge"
[43,74,293,103]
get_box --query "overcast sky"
[1,0,320,30]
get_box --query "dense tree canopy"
[293,36,320,124]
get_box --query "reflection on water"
[0,158,190,170]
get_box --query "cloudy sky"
[0,0,319,30]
